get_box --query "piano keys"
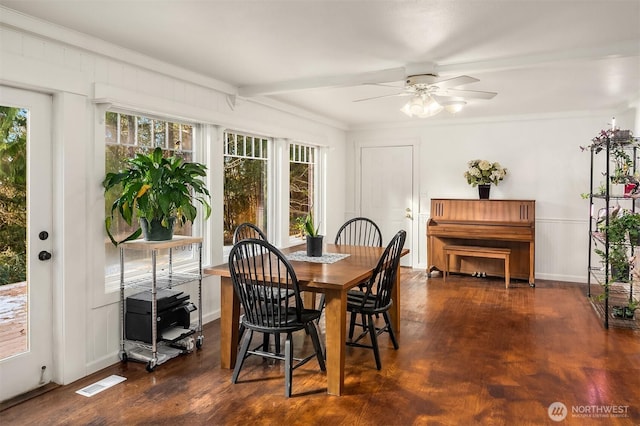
[427,199,535,286]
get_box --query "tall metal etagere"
[586,128,639,329]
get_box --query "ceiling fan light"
[443,100,466,114]
[409,97,424,115]
[401,94,443,118]
[400,102,414,117]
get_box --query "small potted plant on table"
[304,211,323,257]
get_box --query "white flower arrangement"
[464,159,507,187]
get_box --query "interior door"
[360,145,413,266]
[0,86,53,402]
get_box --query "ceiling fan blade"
[429,75,479,89]
[444,88,498,100]
[362,82,404,89]
[353,92,411,102]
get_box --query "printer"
[125,288,195,344]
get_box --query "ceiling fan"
[355,73,497,118]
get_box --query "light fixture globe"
[401,93,443,118]
[442,100,466,114]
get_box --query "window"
[223,131,269,245]
[104,111,201,282]
[289,143,316,237]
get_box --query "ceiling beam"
[239,41,639,97]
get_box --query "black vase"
[140,217,175,241]
[306,235,323,257]
[478,184,491,199]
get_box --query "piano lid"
[430,199,535,224]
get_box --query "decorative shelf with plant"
[583,124,640,328]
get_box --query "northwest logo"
[548,402,568,422]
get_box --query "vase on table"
[478,184,491,200]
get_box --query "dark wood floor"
[2,270,639,425]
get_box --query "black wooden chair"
[346,229,406,370]
[334,217,383,247]
[232,223,290,352]
[228,238,326,397]
[318,217,383,317]
[233,222,268,244]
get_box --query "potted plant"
[103,147,211,245]
[463,159,507,199]
[581,128,638,197]
[610,146,634,196]
[303,211,323,257]
[594,209,640,282]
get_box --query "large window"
[104,111,201,281]
[223,131,269,245]
[289,143,316,237]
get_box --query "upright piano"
[427,199,535,285]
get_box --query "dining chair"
[346,229,406,370]
[233,222,289,353]
[228,238,326,397]
[334,217,383,247]
[233,222,268,244]
[318,217,384,317]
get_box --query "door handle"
[38,251,52,261]
[405,213,413,219]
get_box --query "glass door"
[0,86,53,402]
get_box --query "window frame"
[288,141,319,241]
[103,108,207,293]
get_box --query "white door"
[0,86,53,402]
[360,145,413,266]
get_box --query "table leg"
[388,264,401,333]
[303,292,317,309]
[220,276,239,369]
[323,289,346,396]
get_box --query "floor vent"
[75,375,126,397]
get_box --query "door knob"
[405,213,412,219]
[38,251,52,261]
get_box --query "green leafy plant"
[103,147,211,245]
[303,211,319,237]
[609,146,634,184]
[594,209,640,283]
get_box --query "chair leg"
[307,321,326,371]
[238,323,245,344]
[232,330,252,383]
[367,314,382,370]
[348,311,357,340]
[317,294,326,323]
[284,333,293,398]
[274,333,281,354]
[383,311,399,349]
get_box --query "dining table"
[204,242,409,396]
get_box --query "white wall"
[348,110,638,282]
[0,13,346,386]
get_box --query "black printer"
[125,288,195,344]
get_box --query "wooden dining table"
[204,243,409,396]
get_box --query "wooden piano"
[427,198,535,286]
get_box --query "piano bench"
[443,245,511,289]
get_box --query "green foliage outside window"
[0,106,27,285]
[223,155,267,245]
